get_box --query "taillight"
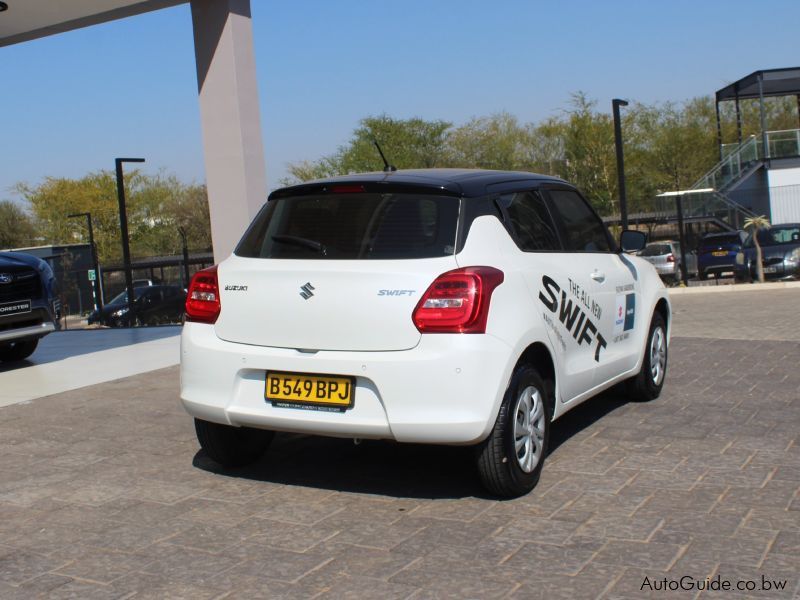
[413,267,504,333]
[666,254,675,262]
[185,265,221,324]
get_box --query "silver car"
[638,241,697,283]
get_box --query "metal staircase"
[650,129,800,231]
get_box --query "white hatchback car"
[180,169,670,497]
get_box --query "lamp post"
[115,157,145,325]
[67,211,103,312]
[177,226,191,288]
[612,98,629,229]
[657,188,713,287]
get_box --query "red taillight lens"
[185,265,221,324]
[666,254,675,262]
[412,267,504,333]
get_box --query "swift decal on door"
[538,275,607,362]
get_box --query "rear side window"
[236,193,460,260]
[700,234,741,248]
[497,191,561,251]
[640,244,672,256]
[547,190,612,252]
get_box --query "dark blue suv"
[696,231,748,281]
[0,251,60,361]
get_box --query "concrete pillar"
[190,0,266,262]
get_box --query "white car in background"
[180,169,670,497]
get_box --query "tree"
[447,112,539,171]
[743,215,771,283]
[15,171,212,263]
[283,115,452,185]
[559,93,618,215]
[0,200,37,249]
[283,93,732,218]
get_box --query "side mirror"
[619,229,647,253]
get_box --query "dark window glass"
[757,226,800,246]
[236,193,459,260]
[497,191,561,251]
[640,243,672,256]
[548,190,611,252]
[700,233,741,249]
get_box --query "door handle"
[590,271,606,283]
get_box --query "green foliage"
[558,93,618,214]
[15,171,211,263]
[448,112,538,171]
[0,200,37,249]
[284,93,735,216]
[282,115,452,186]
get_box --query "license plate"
[265,371,354,410]
[0,299,31,317]
[712,251,727,257]
[763,266,777,273]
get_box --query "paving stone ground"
[0,288,798,599]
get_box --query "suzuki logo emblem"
[0,273,12,284]
[299,282,315,300]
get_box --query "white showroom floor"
[0,326,181,407]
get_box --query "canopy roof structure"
[714,67,800,158]
[716,67,800,102]
[0,0,185,47]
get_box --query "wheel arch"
[514,342,556,418]
[653,296,671,337]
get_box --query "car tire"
[475,365,551,498]
[0,339,38,362]
[626,312,668,402]
[194,418,274,467]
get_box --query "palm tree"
[743,215,771,283]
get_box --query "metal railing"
[654,190,757,231]
[713,129,800,190]
[695,136,760,192]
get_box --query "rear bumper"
[180,323,514,445]
[653,263,677,276]
[699,260,746,277]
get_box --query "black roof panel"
[270,168,567,199]
[716,67,800,101]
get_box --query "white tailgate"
[213,254,458,351]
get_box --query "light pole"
[657,188,713,287]
[115,157,145,325]
[67,211,103,312]
[177,226,191,288]
[612,98,629,229]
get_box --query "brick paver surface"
[1,289,799,598]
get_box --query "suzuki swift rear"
[181,169,670,497]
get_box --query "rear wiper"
[272,234,327,256]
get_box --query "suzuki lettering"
[180,170,670,498]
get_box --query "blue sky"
[1,0,798,201]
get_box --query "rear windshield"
[700,234,740,248]
[755,226,800,246]
[640,244,672,256]
[235,193,460,260]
